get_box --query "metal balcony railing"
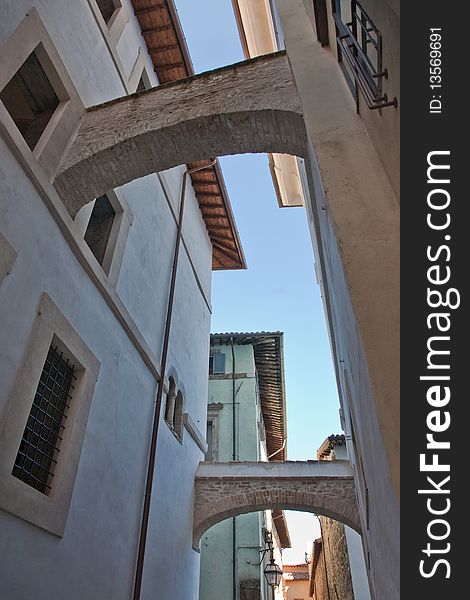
[334,0,397,110]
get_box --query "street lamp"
[264,556,282,589]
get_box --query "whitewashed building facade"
[0,2,244,598]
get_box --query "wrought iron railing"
[334,0,397,110]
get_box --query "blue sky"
[174,0,339,561]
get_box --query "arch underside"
[54,110,307,217]
[193,478,360,550]
[52,52,305,217]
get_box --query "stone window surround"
[161,376,208,453]
[206,403,223,461]
[164,376,185,444]
[0,8,84,180]
[86,0,158,93]
[73,189,134,288]
[0,9,210,438]
[0,292,100,537]
[93,0,128,42]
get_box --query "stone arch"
[52,52,306,217]
[193,461,360,550]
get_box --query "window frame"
[206,403,223,461]
[92,0,128,43]
[209,350,226,375]
[0,293,100,536]
[74,189,133,287]
[0,9,84,179]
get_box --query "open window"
[135,69,152,92]
[74,189,133,286]
[96,0,121,26]
[0,44,69,152]
[84,194,118,270]
[0,9,84,177]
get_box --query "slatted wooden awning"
[210,332,287,462]
[132,0,246,270]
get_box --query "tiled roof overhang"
[131,0,246,270]
[316,434,346,460]
[272,509,291,549]
[210,332,287,462]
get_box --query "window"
[209,351,225,375]
[84,194,117,268]
[75,190,133,284]
[96,0,120,24]
[206,421,214,461]
[0,293,100,536]
[173,391,184,441]
[135,70,152,92]
[206,404,222,461]
[136,76,147,93]
[332,0,396,110]
[12,345,76,495]
[0,47,62,151]
[164,379,184,442]
[0,9,84,177]
[164,377,177,425]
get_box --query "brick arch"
[52,52,305,217]
[193,462,360,550]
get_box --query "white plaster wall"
[0,1,212,598]
[273,2,400,597]
[345,526,372,600]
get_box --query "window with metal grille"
[332,0,396,110]
[12,345,76,494]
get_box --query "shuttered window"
[209,351,225,375]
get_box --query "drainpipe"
[230,336,237,600]
[267,439,286,461]
[132,161,216,600]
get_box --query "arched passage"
[193,461,360,550]
[53,52,306,217]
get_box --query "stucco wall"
[325,0,400,197]
[0,2,212,599]
[274,1,399,598]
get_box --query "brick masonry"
[193,461,359,550]
[53,52,305,216]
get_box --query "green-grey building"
[200,332,291,600]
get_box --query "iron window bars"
[333,0,397,110]
[12,345,76,494]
